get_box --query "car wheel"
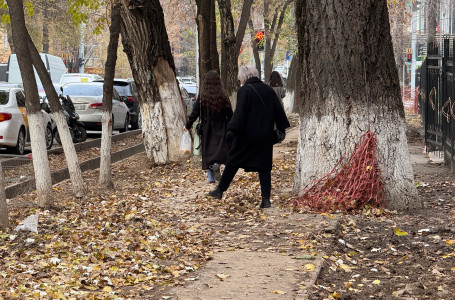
[45,124,53,150]
[131,110,141,130]
[9,129,25,155]
[119,114,129,133]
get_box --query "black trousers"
[218,165,271,199]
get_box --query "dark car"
[94,78,141,129]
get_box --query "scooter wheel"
[73,126,87,143]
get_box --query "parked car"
[59,73,102,85]
[0,85,54,154]
[60,82,130,132]
[7,53,67,85]
[181,84,197,100]
[181,86,194,117]
[94,78,141,129]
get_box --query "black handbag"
[248,84,285,145]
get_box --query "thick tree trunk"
[120,0,186,164]
[0,165,8,229]
[99,2,121,189]
[42,3,49,53]
[26,34,87,198]
[284,56,299,113]
[294,0,421,210]
[196,0,219,84]
[8,0,53,208]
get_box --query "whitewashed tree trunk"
[26,29,86,198]
[99,111,114,188]
[294,0,421,210]
[120,1,186,165]
[28,113,53,207]
[0,164,8,228]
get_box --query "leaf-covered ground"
[307,114,455,299]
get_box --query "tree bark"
[99,1,121,189]
[26,35,87,198]
[8,0,53,208]
[120,0,186,165]
[42,2,49,53]
[249,19,261,78]
[0,164,8,229]
[427,0,439,42]
[284,55,299,113]
[196,0,219,85]
[263,0,292,81]
[294,0,421,210]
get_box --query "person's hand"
[226,130,235,146]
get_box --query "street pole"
[79,23,85,73]
[410,5,417,103]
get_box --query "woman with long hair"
[268,70,286,108]
[184,70,233,183]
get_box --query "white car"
[59,73,102,85]
[60,82,130,132]
[0,85,54,155]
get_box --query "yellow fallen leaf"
[366,166,372,171]
[103,286,113,292]
[394,228,408,236]
[303,264,315,272]
[216,274,229,280]
[372,279,381,285]
[260,215,267,220]
[125,210,136,220]
[331,291,341,299]
[272,290,286,294]
[446,239,454,245]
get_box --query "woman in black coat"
[184,70,233,183]
[208,65,290,208]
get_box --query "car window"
[113,83,131,96]
[16,91,26,107]
[62,85,103,96]
[0,91,9,105]
[112,88,120,101]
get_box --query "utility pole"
[410,3,418,103]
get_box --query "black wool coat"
[186,97,233,170]
[226,77,290,171]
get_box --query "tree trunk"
[249,19,261,78]
[263,0,292,81]
[99,1,121,189]
[294,0,421,210]
[8,0,53,208]
[0,164,8,229]
[42,3,49,53]
[196,0,219,85]
[120,0,186,165]
[218,0,252,100]
[26,34,87,198]
[427,0,439,42]
[284,55,299,113]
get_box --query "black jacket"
[186,97,233,170]
[226,77,290,171]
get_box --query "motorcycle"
[55,95,87,145]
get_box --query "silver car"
[0,85,54,154]
[60,82,130,132]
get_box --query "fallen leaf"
[372,279,380,285]
[303,264,315,271]
[394,228,408,236]
[272,290,286,294]
[216,274,229,280]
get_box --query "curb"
[5,143,145,199]
[1,129,141,169]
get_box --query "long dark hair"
[268,71,283,87]
[200,70,231,112]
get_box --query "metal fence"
[419,38,455,170]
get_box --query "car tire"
[119,114,129,133]
[45,124,53,150]
[73,126,87,143]
[131,110,141,130]
[8,128,25,155]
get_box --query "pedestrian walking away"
[208,65,290,208]
[268,70,286,109]
[184,70,233,183]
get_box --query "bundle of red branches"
[292,131,385,213]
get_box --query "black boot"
[208,188,223,199]
[260,198,271,208]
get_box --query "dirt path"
[143,126,338,300]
